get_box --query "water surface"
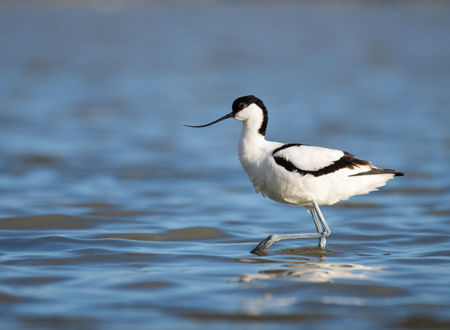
[0,2,449,329]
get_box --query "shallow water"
[0,1,449,329]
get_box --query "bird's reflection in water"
[240,262,381,283]
[238,247,382,283]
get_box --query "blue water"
[0,2,449,329]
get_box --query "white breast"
[237,119,281,194]
[236,113,396,207]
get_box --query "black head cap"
[232,95,265,114]
[231,95,268,136]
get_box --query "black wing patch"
[272,143,303,154]
[273,148,370,177]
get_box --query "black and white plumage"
[186,95,404,253]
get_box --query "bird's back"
[240,140,400,207]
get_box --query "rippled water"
[1,2,449,329]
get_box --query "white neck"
[238,119,267,169]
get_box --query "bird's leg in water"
[312,200,331,248]
[250,201,330,254]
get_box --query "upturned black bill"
[184,112,234,128]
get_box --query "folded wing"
[272,144,372,177]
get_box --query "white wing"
[273,144,344,172]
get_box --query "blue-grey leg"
[310,207,322,233]
[312,200,331,248]
[250,202,329,254]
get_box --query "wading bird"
[185,95,403,254]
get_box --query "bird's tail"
[349,168,404,177]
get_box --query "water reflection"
[238,294,297,317]
[239,261,381,283]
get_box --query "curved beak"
[184,112,234,128]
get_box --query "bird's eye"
[238,102,246,110]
